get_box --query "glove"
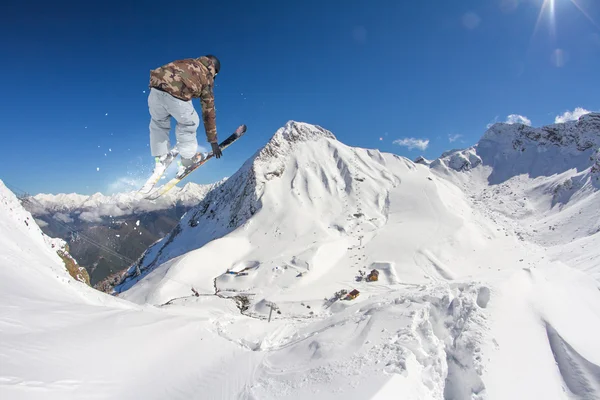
[211,142,222,159]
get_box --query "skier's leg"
[164,96,199,163]
[148,89,172,157]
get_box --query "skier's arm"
[199,84,217,143]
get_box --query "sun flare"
[568,0,600,29]
[534,0,600,38]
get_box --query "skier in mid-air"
[147,54,222,177]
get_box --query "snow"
[0,179,256,399]
[27,181,222,222]
[2,117,600,399]
[431,112,600,281]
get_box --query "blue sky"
[1,0,599,195]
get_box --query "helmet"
[205,55,220,75]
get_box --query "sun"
[533,0,600,39]
[534,0,556,38]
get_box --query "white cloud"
[107,177,146,195]
[505,114,532,126]
[35,218,49,228]
[79,204,128,223]
[72,198,176,223]
[393,138,430,151]
[448,134,463,143]
[486,116,500,129]
[554,107,591,124]
[54,213,74,224]
[78,211,104,223]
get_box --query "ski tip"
[237,124,247,134]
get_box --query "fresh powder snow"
[1,117,599,399]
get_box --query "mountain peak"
[251,121,336,180]
[114,120,395,290]
[414,156,432,166]
[481,112,600,152]
[431,113,600,182]
[257,121,336,158]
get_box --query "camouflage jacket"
[149,56,217,143]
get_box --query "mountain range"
[2,115,599,399]
[22,181,222,288]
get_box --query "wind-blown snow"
[2,117,600,399]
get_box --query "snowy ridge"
[427,113,600,281]
[414,155,433,166]
[477,112,599,184]
[0,180,93,303]
[484,112,599,152]
[29,181,221,222]
[433,112,600,181]
[253,121,337,180]
[431,148,482,172]
[115,121,342,289]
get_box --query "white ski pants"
[148,88,199,160]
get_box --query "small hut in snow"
[366,269,379,282]
[345,289,360,300]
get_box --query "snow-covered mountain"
[21,181,222,287]
[2,118,599,400]
[429,112,600,280]
[431,112,599,180]
[0,179,259,399]
[110,120,600,399]
[0,180,91,296]
[28,181,221,222]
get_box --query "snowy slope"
[108,121,600,399]
[429,112,600,281]
[0,180,92,304]
[117,121,524,301]
[2,118,599,399]
[0,179,258,400]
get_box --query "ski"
[145,124,247,200]
[137,150,179,195]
